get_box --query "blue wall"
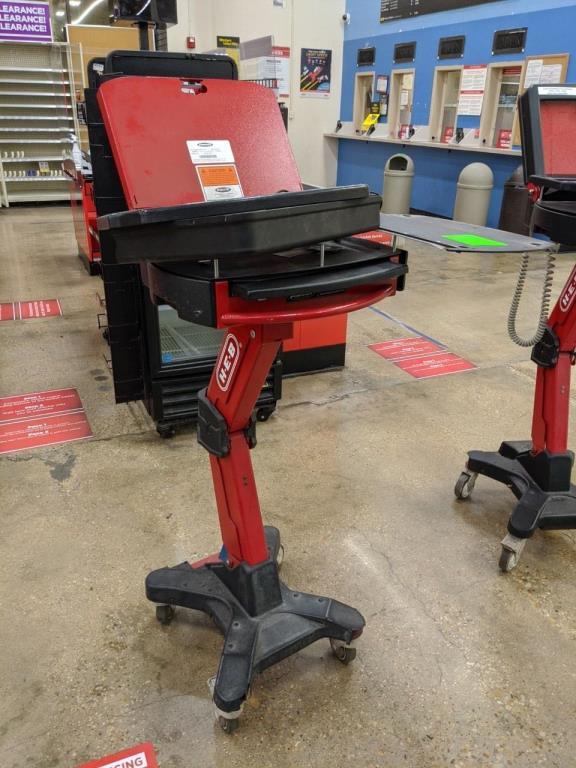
[337,0,576,226]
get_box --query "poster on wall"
[0,0,52,43]
[216,35,240,67]
[300,48,332,97]
[272,46,290,98]
[457,64,488,116]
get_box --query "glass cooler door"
[157,304,224,369]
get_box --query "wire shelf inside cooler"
[159,308,223,363]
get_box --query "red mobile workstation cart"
[96,61,408,730]
[456,84,576,571]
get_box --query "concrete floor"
[1,205,576,768]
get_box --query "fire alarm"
[186,36,196,49]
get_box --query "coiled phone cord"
[507,249,556,347]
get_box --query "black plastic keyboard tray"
[98,186,381,265]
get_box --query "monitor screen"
[110,0,177,25]
[540,100,576,176]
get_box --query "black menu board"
[380,0,500,22]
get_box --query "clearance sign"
[0,1,52,42]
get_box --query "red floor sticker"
[77,742,158,768]
[394,352,477,379]
[352,229,393,246]
[0,387,91,454]
[369,337,444,360]
[0,388,83,424]
[0,299,61,321]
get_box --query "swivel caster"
[454,470,478,500]
[217,715,240,734]
[156,424,176,439]
[276,544,285,571]
[256,407,273,423]
[330,638,357,665]
[155,604,175,625]
[498,533,527,573]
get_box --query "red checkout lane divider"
[77,742,158,768]
[369,337,476,380]
[0,387,92,455]
[0,298,62,321]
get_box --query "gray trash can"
[381,154,414,214]
[453,162,494,226]
[498,165,533,235]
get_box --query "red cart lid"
[97,76,302,210]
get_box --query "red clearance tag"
[76,742,158,768]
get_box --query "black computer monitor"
[519,84,576,189]
[108,0,177,27]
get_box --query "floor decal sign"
[369,336,476,379]
[76,742,158,768]
[0,387,92,455]
[0,298,62,321]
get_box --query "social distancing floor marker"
[76,742,158,768]
[0,299,62,321]
[369,336,476,379]
[0,387,92,455]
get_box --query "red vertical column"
[206,323,293,566]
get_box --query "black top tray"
[98,186,381,265]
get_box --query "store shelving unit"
[0,42,80,206]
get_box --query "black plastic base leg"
[466,441,576,538]
[145,526,364,715]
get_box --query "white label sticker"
[202,185,243,201]
[187,140,234,164]
[538,86,576,96]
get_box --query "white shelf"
[0,79,69,85]
[8,191,70,202]
[4,104,73,110]
[0,66,65,73]
[0,41,79,206]
[2,156,65,162]
[0,138,71,143]
[324,131,522,156]
[0,127,71,132]
[1,91,70,97]
[0,116,73,121]
[4,176,67,182]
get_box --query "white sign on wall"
[457,64,488,116]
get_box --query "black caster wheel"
[256,407,273,423]
[454,470,477,500]
[218,716,240,734]
[156,604,175,625]
[330,638,357,665]
[102,327,110,344]
[157,424,176,439]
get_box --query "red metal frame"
[531,265,576,454]
[206,283,397,567]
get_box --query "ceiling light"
[69,0,81,6]
[72,0,104,23]
[55,9,65,15]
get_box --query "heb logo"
[560,267,576,312]
[76,742,157,768]
[216,334,240,391]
